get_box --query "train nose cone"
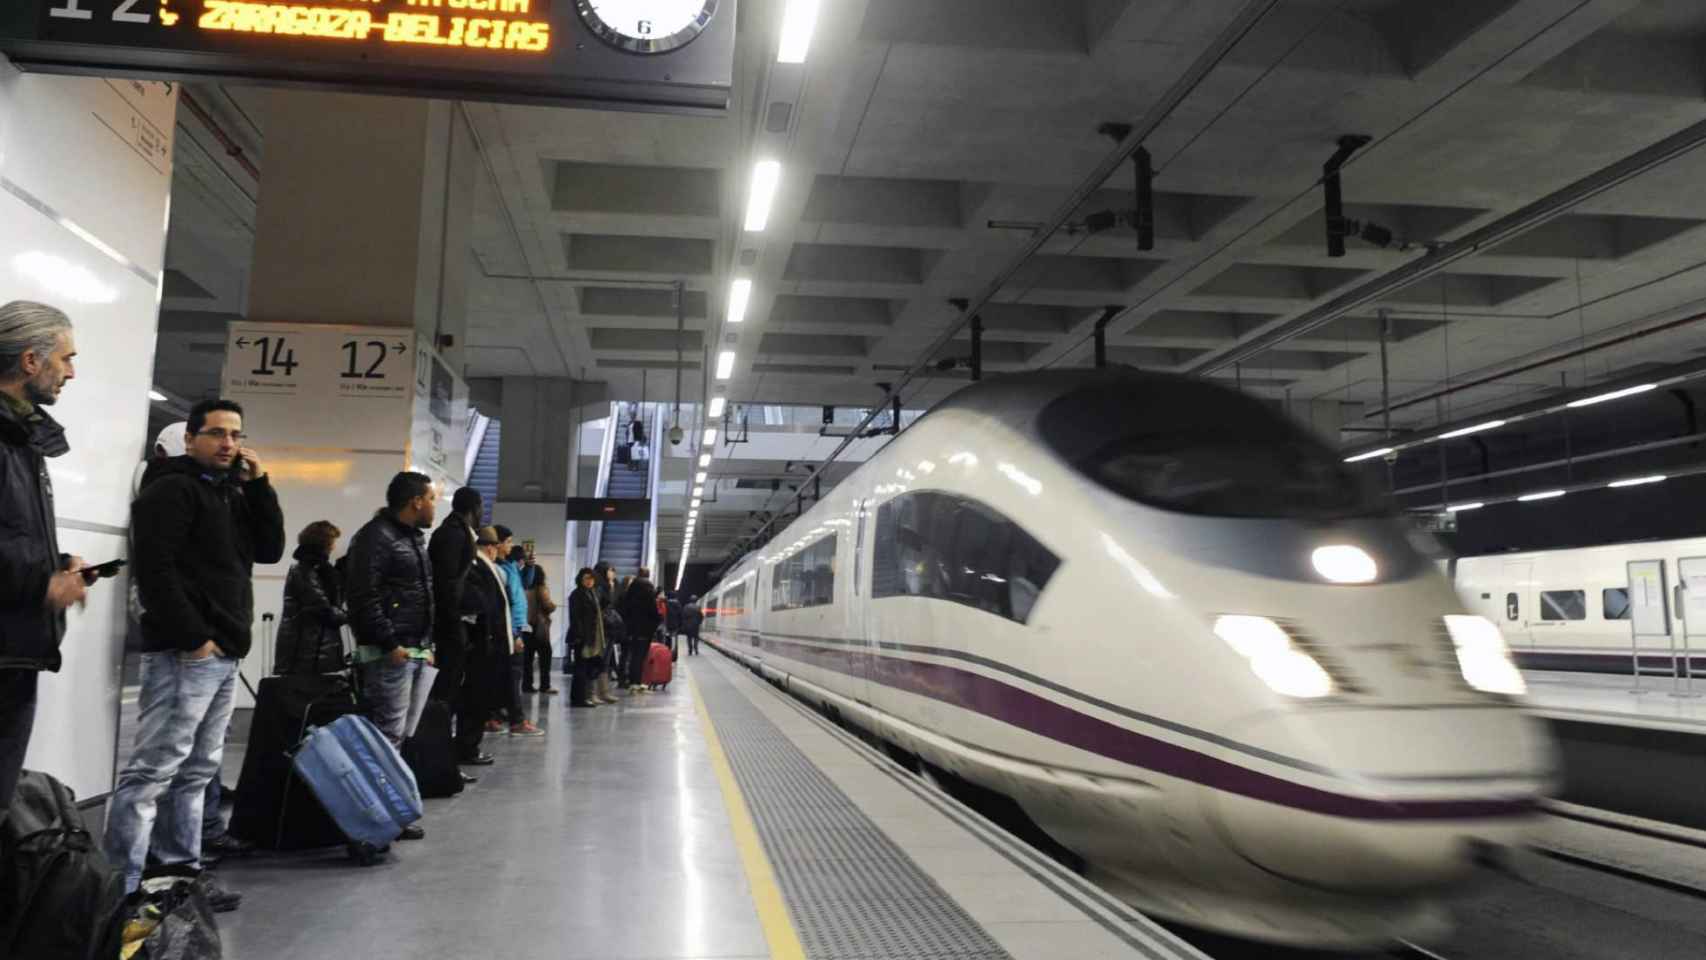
[1205,708,1552,893]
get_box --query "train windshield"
[1038,378,1382,520]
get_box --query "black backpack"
[0,770,127,960]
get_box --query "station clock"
[576,0,719,54]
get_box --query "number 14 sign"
[222,323,414,448]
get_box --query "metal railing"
[585,404,620,566]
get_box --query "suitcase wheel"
[349,841,385,866]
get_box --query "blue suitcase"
[291,715,423,864]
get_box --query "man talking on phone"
[0,301,91,813]
[107,399,285,906]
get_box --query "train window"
[1540,590,1586,621]
[1037,377,1380,520]
[1602,589,1630,621]
[871,491,1059,624]
[704,595,719,626]
[1505,593,1519,621]
[771,534,837,612]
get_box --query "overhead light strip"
[1568,382,1656,408]
[727,278,752,325]
[744,160,782,232]
[777,0,820,63]
[1437,420,1505,441]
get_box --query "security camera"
[668,425,685,446]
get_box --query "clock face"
[577,0,720,55]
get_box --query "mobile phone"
[81,559,126,584]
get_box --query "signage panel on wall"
[0,0,734,112]
[221,322,415,449]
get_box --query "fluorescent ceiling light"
[1446,502,1485,513]
[699,453,712,467]
[708,397,726,419]
[691,499,702,509]
[728,278,752,325]
[1343,447,1393,464]
[1438,420,1506,440]
[744,160,782,232]
[703,428,718,446]
[1609,475,1666,488]
[693,486,704,497]
[777,0,820,63]
[716,350,736,380]
[1518,489,1566,502]
[1568,383,1655,409]
[148,389,168,403]
[696,472,707,483]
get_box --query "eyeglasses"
[196,428,247,443]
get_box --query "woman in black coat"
[274,521,347,675]
[567,568,606,707]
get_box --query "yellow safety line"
[687,668,808,960]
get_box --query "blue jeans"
[362,657,427,746]
[105,652,238,893]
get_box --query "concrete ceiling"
[154,0,1706,566]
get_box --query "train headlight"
[1213,615,1335,699]
[1311,544,1377,584]
[1444,614,1527,696]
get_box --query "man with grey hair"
[0,300,92,811]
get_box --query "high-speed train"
[1455,537,1706,673]
[699,369,1556,949]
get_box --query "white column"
[0,59,177,799]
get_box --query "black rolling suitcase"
[228,674,362,850]
[401,701,463,798]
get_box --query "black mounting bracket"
[1323,134,1372,258]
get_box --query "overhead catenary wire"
[712,0,1284,573]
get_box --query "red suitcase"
[642,642,673,690]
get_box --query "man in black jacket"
[345,473,437,820]
[0,301,90,812]
[429,486,489,769]
[107,398,285,900]
[618,567,660,691]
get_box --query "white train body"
[701,371,1554,949]
[1456,538,1706,671]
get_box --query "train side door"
[1502,561,1534,647]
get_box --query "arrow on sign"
[235,337,250,348]
[393,341,407,355]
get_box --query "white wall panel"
[2,59,176,800]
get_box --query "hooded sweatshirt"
[132,455,286,657]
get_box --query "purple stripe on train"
[751,635,1539,822]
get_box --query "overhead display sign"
[0,0,734,112]
[222,322,415,450]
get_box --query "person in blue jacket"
[492,527,542,736]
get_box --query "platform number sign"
[244,336,299,378]
[342,340,393,380]
[46,0,152,24]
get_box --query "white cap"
[155,421,189,458]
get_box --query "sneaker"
[399,824,426,841]
[542,687,560,695]
[522,685,537,693]
[509,722,545,737]
[484,719,505,734]
[570,700,597,709]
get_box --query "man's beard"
[25,372,59,406]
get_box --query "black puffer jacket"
[345,509,433,652]
[274,546,347,675]
[461,559,509,658]
[0,400,68,672]
[428,516,475,648]
[133,456,286,659]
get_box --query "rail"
[585,402,619,566]
[643,401,666,578]
[463,411,489,483]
